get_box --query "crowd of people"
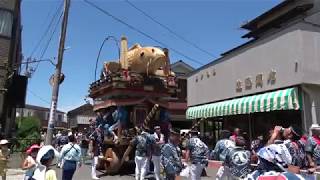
[18,122,210,180]
[4,112,320,180]
[19,133,83,180]
[212,124,320,179]
[121,126,209,180]
[19,124,103,180]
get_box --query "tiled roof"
[25,104,65,114]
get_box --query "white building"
[187,0,320,142]
[16,104,67,129]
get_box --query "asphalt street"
[6,153,217,179]
[54,162,217,180]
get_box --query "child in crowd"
[0,139,10,180]
[32,145,59,180]
[22,144,40,180]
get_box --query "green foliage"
[13,117,41,152]
[16,116,40,139]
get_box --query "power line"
[33,12,63,74]
[28,89,51,105]
[39,12,63,60]
[29,1,64,58]
[83,0,204,65]
[124,0,216,58]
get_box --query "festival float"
[88,36,178,174]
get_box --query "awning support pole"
[249,113,253,142]
[302,86,318,125]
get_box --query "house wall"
[0,0,16,10]
[188,21,320,107]
[300,12,320,84]
[16,107,67,128]
[0,0,23,137]
[301,85,320,130]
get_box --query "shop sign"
[212,69,216,76]
[268,69,276,84]
[194,69,216,83]
[256,73,263,88]
[236,79,242,92]
[237,69,276,93]
[245,77,252,90]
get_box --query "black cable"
[39,12,63,60]
[33,12,63,74]
[29,1,64,58]
[28,89,51,105]
[83,0,204,65]
[124,0,216,58]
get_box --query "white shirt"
[59,143,81,162]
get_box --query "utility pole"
[45,0,70,145]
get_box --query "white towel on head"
[32,145,59,180]
[257,143,292,166]
[153,133,164,142]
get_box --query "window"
[57,114,62,122]
[203,119,223,149]
[27,111,32,117]
[0,10,13,37]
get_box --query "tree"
[16,116,41,139]
[14,117,41,152]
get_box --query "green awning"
[186,87,301,120]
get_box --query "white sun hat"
[32,145,59,180]
[311,124,320,129]
[0,139,9,145]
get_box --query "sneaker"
[92,177,100,180]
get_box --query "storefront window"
[0,10,13,37]
[202,119,223,149]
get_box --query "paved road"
[2,164,217,180]
[3,153,217,179]
[55,162,217,180]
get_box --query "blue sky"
[22,0,281,112]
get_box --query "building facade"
[67,103,95,132]
[16,104,67,130]
[169,60,195,128]
[0,0,26,137]
[187,0,320,144]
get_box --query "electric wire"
[83,0,204,65]
[28,89,51,105]
[33,12,63,74]
[29,1,64,58]
[124,0,215,58]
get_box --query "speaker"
[8,75,28,108]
